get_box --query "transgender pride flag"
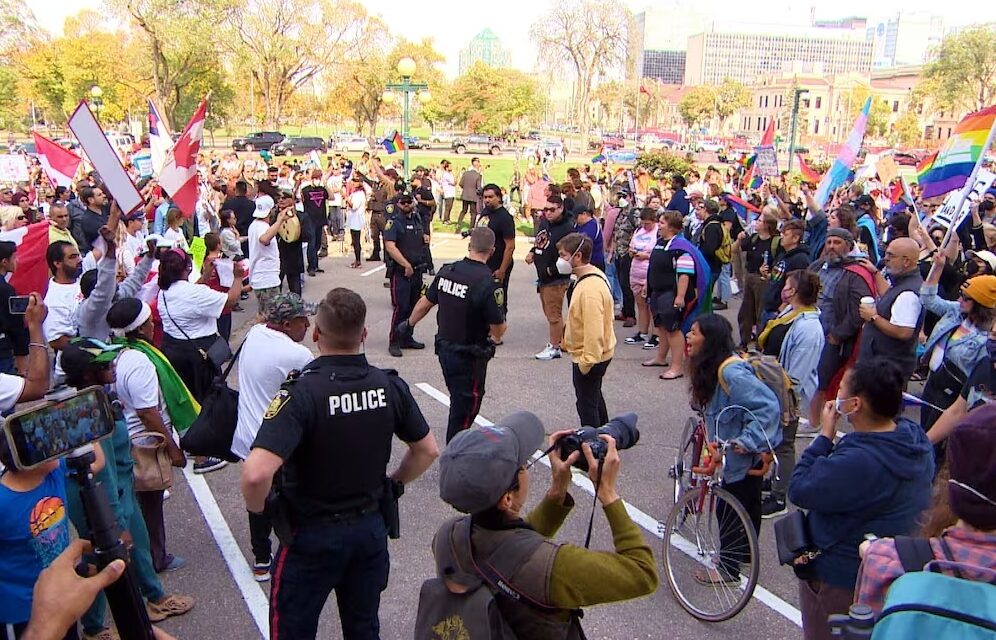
[813,97,871,207]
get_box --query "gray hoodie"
[77,254,153,341]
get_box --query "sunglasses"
[16,215,26,221]
[542,206,558,212]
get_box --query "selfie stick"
[66,445,155,640]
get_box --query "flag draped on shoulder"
[32,133,81,189]
[666,235,712,333]
[159,98,207,217]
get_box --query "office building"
[685,29,872,86]
[458,29,511,76]
[642,50,686,84]
[866,12,944,69]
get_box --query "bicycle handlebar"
[690,442,774,478]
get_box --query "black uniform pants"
[572,359,611,428]
[389,271,421,345]
[369,212,386,258]
[438,349,490,443]
[269,513,389,640]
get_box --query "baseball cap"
[397,193,414,204]
[60,337,125,383]
[253,197,274,218]
[967,249,996,273]
[122,210,145,222]
[853,194,874,207]
[438,411,545,514]
[264,292,317,323]
[277,188,295,200]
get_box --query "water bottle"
[762,250,769,267]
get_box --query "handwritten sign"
[932,169,996,230]
[754,145,779,177]
[0,155,29,182]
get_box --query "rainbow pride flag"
[797,154,821,184]
[381,130,406,154]
[917,105,996,199]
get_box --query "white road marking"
[182,466,269,639]
[361,239,450,277]
[414,382,804,628]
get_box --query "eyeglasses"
[16,215,26,221]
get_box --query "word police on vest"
[329,388,388,415]
[437,277,469,298]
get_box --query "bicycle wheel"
[662,485,760,622]
[670,417,701,504]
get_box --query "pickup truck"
[452,135,502,155]
[232,131,285,152]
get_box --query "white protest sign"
[0,155,29,182]
[132,152,153,178]
[754,145,779,177]
[931,169,996,230]
[68,101,143,215]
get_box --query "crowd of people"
[0,141,993,640]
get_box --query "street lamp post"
[90,85,104,123]
[384,57,428,180]
[788,88,808,173]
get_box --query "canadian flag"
[0,222,53,296]
[32,133,82,189]
[159,98,207,217]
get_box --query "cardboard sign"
[132,152,153,178]
[876,155,899,186]
[68,101,143,215]
[931,169,996,230]
[0,155,29,182]
[754,145,779,177]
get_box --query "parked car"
[232,131,285,152]
[452,135,502,155]
[404,136,426,149]
[333,136,371,153]
[429,132,455,144]
[893,151,921,166]
[694,140,725,153]
[589,134,625,150]
[271,136,327,156]
[525,130,541,141]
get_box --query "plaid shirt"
[855,527,996,612]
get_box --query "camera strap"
[583,457,604,549]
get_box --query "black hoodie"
[762,243,812,312]
[530,212,574,286]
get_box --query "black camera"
[460,230,472,238]
[557,413,639,471]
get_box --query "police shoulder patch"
[385,219,394,231]
[386,204,395,214]
[493,287,505,308]
[263,389,291,420]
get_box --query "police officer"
[398,227,507,442]
[385,192,429,357]
[241,287,439,640]
[364,170,390,261]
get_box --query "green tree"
[923,25,996,113]
[443,62,542,135]
[714,78,751,133]
[679,86,715,129]
[0,0,42,62]
[893,111,923,148]
[844,85,891,139]
[530,0,632,152]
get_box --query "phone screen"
[2,387,115,469]
[8,295,29,315]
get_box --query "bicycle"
[662,411,775,622]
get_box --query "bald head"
[884,237,920,275]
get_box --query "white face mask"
[618,197,629,208]
[556,256,574,275]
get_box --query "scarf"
[113,337,201,433]
[757,305,817,351]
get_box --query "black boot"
[388,342,402,357]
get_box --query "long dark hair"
[687,313,736,406]
[158,249,191,290]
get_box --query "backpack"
[719,351,799,428]
[278,210,302,242]
[415,518,580,640]
[706,220,732,264]
[871,536,996,639]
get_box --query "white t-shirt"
[326,175,344,208]
[43,279,83,378]
[121,232,147,275]
[346,190,367,231]
[162,227,189,251]
[158,280,227,339]
[248,219,281,289]
[230,324,313,459]
[889,291,923,329]
[441,170,456,198]
[0,373,24,413]
[115,348,172,437]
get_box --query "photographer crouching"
[416,412,658,639]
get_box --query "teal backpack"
[871,536,996,639]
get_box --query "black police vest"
[435,259,493,347]
[280,360,400,519]
[392,213,426,264]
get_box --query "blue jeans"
[605,261,623,306]
[269,513,389,640]
[717,263,732,302]
[305,215,325,272]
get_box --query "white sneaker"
[534,344,562,360]
[797,419,820,438]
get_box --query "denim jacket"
[704,359,782,483]
[778,309,825,409]
[920,283,989,378]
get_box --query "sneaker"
[622,317,637,328]
[389,343,402,357]
[252,557,272,583]
[192,458,228,474]
[402,339,425,350]
[534,344,562,360]
[761,495,788,519]
[797,420,820,438]
[713,301,729,310]
[307,270,316,277]
[624,332,647,345]
[642,335,659,350]
[163,489,171,501]
[316,268,325,273]
[158,554,187,574]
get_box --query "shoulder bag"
[131,431,173,492]
[179,338,246,463]
[160,289,233,368]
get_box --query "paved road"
[150,234,808,639]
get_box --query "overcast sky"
[39,0,996,78]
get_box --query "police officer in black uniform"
[385,192,429,357]
[241,287,439,640]
[397,227,507,442]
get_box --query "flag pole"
[941,114,996,246]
